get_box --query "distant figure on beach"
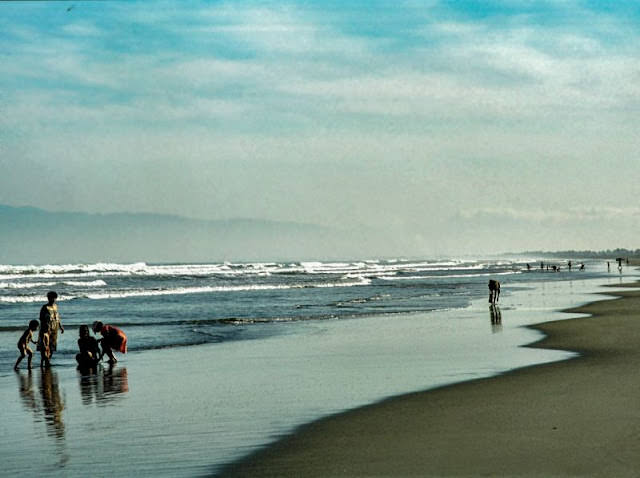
[540,261,544,270]
[568,261,572,271]
[526,263,531,271]
[14,320,39,370]
[76,325,100,369]
[38,291,64,363]
[608,261,611,272]
[488,279,500,304]
[580,263,585,271]
[93,321,128,364]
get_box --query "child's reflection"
[17,370,39,414]
[79,364,129,405]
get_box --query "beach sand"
[220,279,640,477]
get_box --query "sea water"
[0,258,636,476]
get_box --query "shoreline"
[219,279,640,477]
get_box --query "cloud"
[2,0,640,254]
[61,21,104,37]
[3,1,640,134]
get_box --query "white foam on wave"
[0,295,76,303]
[284,261,484,276]
[0,263,246,280]
[81,277,371,300]
[0,262,146,274]
[0,279,106,290]
[0,262,148,280]
[0,259,517,282]
[0,296,44,303]
[342,271,398,279]
[63,280,107,287]
[380,270,521,281]
[0,281,57,289]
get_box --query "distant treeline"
[519,249,640,259]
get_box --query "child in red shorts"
[93,321,127,364]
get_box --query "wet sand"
[220,279,640,477]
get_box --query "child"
[14,320,39,370]
[93,321,127,364]
[40,323,51,368]
[76,324,100,369]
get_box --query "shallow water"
[0,258,619,369]
[1,270,636,476]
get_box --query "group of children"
[77,321,128,368]
[14,294,128,370]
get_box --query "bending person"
[76,325,100,369]
[488,279,501,304]
[93,321,127,364]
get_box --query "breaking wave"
[0,277,371,303]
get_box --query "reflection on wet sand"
[490,305,503,333]
[17,370,38,414]
[17,369,69,468]
[41,368,65,440]
[79,364,129,406]
[18,369,66,440]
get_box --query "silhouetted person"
[14,320,39,370]
[38,291,64,363]
[40,323,51,368]
[488,279,500,304]
[76,325,100,369]
[93,321,128,364]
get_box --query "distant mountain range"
[0,204,372,263]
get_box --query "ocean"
[0,257,636,476]
[0,257,610,359]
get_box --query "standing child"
[14,320,39,370]
[93,321,127,364]
[40,323,52,368]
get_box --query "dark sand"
[221,280,640,477]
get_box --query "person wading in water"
[38,291,64,366]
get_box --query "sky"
[1,0,640,257]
